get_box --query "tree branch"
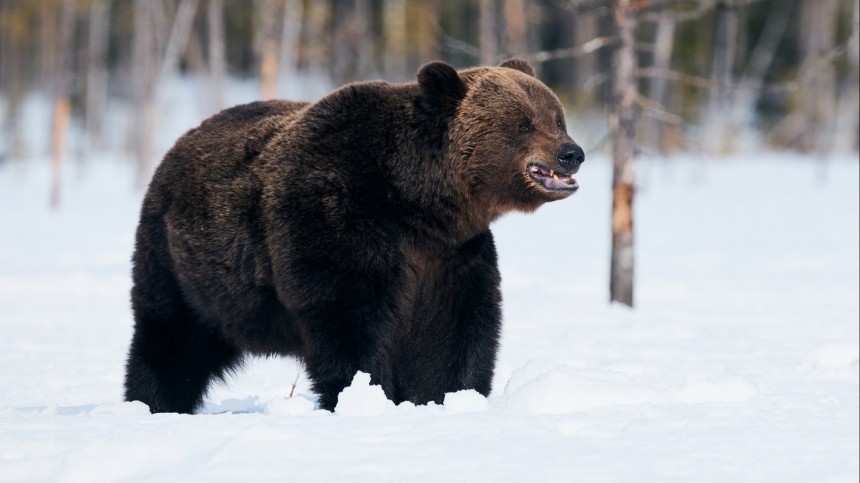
[636,92,684,125]
[638,36,856,93]
[440,34,481,59]
[639,0,716,23]
[557,0,610,14]
[525,36,617,63]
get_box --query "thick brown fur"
[124,60,584,413]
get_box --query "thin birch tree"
[608,0,637,307]
[208,0,226,111]
[49,0,75,208]
[278,0,303,97]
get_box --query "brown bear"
[124,59,584,413]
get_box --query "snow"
[0,152,857,482]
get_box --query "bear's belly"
[164,217,303,355]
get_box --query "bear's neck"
[386,151,498,249]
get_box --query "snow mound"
[334,375,488,415]
[442,390,488,414]
[203,396,262,414]
[335,372,395,416]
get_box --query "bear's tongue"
[528,164,577,190]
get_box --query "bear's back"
[137,100,311,329]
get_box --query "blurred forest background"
[1,0,858,173]
[0,0,857,305]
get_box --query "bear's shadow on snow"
[200,396,265,414]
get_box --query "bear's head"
[417,59,584,223]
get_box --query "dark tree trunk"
[792,0,838,154]
[608,0,637,307]
[644,12,675,154]
[836,0,859,151]
[703,0,739,154]
[729,1,792,135]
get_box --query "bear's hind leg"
[124,306,241,414]
[124,237,241,414]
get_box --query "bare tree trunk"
[85,0,111,152]
[0,0,20,160]
[208,0,226,111]
[703,0,738,154]
[132,0,158,185]
[303,1,331,80]
[257,0,279,100]
[50,0,75,208]
[50,96,71,208]
[332,2,351,84]
[729,2,792,137]
[835,0,859,151]
[384,0,408,80]
[504,0,527,58]
[792,0,838,153]
[130,0,199,185]
[40,0,58,93]
[853,0,859,151]
[353,0,373,79]
[278,0,303,97]
[184,27,211,115]
[415,0,439,63]
[572,11,598,102]
[608,0,637,307]
[479,0,496,65]
[332,0,371,84]
[159,0,200,83]
[644,12,675,154]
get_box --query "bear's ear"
[499,58,535,77]
[417,61,467,110]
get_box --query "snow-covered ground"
[0,151,857,482]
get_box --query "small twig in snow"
[289,373,300,398]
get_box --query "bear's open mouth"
[527,161,578,192]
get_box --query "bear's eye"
[556,119,566,132]
[518,121,532,133]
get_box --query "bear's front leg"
[391,231,502,405]
[298,300,398,411]
[274,252,400,411]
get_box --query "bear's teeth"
[552,174,559,181]
[550,169,555,177]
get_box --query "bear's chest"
[396,242,467,327]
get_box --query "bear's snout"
[557,143,585,173]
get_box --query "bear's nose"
[557,143,585,172]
